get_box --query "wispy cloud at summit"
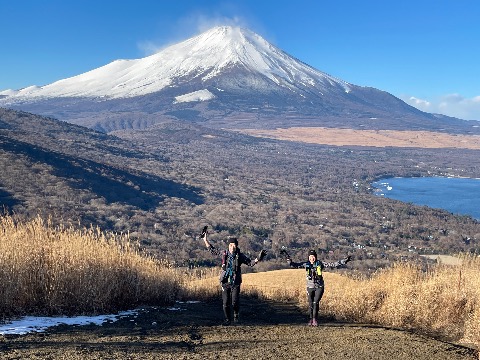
[137,6,268,57]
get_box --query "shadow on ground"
[1,297,477,360]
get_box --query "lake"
[372,177,480,220]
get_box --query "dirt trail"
[0,298,477,359]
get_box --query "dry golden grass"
[241,127,480,149]
[186,256,480,348]
[421,254,464,265]
[325,259,479,347]
[0,214,181,318]
[177,267,221,300]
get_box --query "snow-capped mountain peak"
[2,26,351,100]
[2,26,476,135]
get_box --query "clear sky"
[1,0,479,120]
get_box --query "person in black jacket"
[285,249,351,326]
[202,230,266,325]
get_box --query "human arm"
[288,260,309,268]
[200,226,222,256]
[279,247,307,268]
[322,255,352,268]
[243,249,267,267]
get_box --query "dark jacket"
[208,244,256,286]
[288,258,347,288]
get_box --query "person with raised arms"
[201,226,267,325]
[281,247,351,326]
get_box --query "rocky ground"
[0,297,477,360]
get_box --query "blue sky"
[1,0,479,120]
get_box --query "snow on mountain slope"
[174,89,215,104]
[4,25,474,135]
[1,26,351,100]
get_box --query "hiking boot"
[311,319,318,327]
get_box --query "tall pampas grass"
[0,214,180,318]
[323,258,479,345]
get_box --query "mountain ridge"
[1,26,479,134]
[0,26,351,100]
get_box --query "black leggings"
[222,284,240,321]
[307,286,324,320]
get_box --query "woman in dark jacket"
[203,230,266,325]
[286,249,351,326]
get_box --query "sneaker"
[233,314,240,324]
[223,319,231,326]
[307,319,313,326]
[311,319,318,327]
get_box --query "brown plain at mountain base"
[241,127,480,149]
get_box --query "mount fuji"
[1,26,478,134]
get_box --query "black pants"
[221,284,240,321]
[307,286,324,320]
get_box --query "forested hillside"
[1,108,479,272]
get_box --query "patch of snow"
[0,310,137,335]
[174,89,215,104]
[0,301,205,335]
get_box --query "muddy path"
[0,297,477,360]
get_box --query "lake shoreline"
[372,176,480,220]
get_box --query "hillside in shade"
[1,104,480,270]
